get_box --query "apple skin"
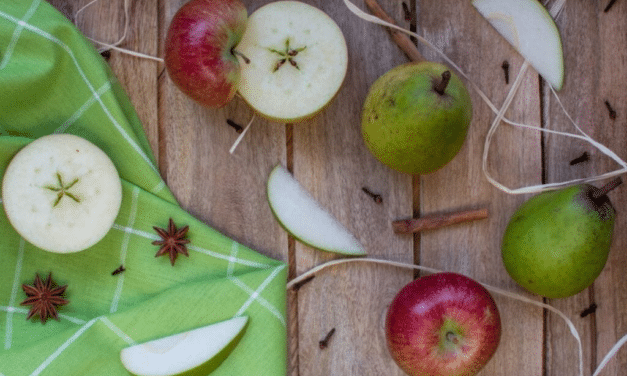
[164,0,247,108]
[385,272,501,376]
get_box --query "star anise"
[152,218,190,266]
[20,273,69,324]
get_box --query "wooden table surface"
[49,0,627,375]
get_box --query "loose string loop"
[343,0,627,195]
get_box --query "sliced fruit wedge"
[267,165,365,256]
[120,316,248,376]
[473,0,565,90]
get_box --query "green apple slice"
[267,165,365,255]
[120,316,248,376]
[472,0,565,90]
[236,1,348,122]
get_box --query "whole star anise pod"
[152,218,190,266]
[21,273,69,324]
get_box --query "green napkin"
[0,1,287,375]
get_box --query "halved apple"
[235,1,348,122]
[120,316,248,376]
[472,0,565,90]
[267,165,365,256]
[2,134,122,253]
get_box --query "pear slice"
[120,316,248,376]
[267,165,365,256]
[235,1,348,122]
[472,0,565,90]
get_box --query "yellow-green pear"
[361,61,473,175]
[501,178,621,299]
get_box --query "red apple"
[385,272,501,376]
[164,0,247,108]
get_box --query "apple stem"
[434,71,451,95]
[592,177,622,200]
[231,48,250,64]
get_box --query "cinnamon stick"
[392,208,489,234]
[364,0,424,62]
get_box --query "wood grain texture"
[545,1,627,375]
[158,0,288,262]
[293,1,413,375]
[416,1,544,375]
[47,0,627,375]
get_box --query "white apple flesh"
[267,165,365,256]
[236,1,348,122]
[385,272,501,376]
[473,0,565,90]
[2,134,122,253]
[165,0,248,108]
[120,316,248,376]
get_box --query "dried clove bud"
[319,328,336,349]
[580,303,598,317]
[569,152,589,166]
[362,187,383,204]
[605,100,617,120]
[604,0,618,12]
[112,265,126,275]
[226,119,244,134]
[100,49,111,60]
[502,61,510,84]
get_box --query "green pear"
[361,61,473,175]
[501,178,621,299]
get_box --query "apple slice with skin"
[472,0,564,90]
[267,165,365,256]
[120,316,248,376]
[235,1,348,122]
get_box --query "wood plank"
[416,0,544,375]
[545,1,627,375]
[293,1,413,375]
[53,0,161,170]
[594,0,627,372]
[158,0,288,262]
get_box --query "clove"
[319,328,336,349]
[226,119,244,133]
[569,152,589,165]
[604,0,618,12]
[502,60,510,84]
[605,100,617,120]
[362,187,383,204]
[100,49,111,60]
[580,303,598,317]
[112,265,126,276]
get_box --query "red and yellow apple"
[385,272,501,376]
[164,0,248,108]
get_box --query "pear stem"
[434,71,451,95]
[592,177,623,200]
[231,48,250,64]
